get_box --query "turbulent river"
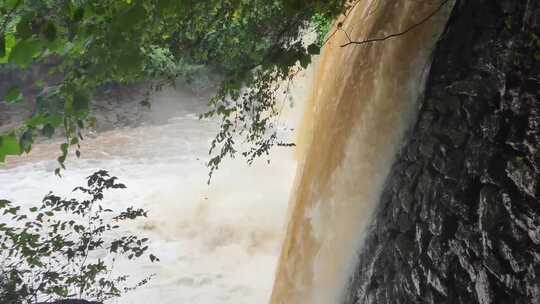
[0,71,311,304]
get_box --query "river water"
[0,71,310,303]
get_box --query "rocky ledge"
[345,0,540,303]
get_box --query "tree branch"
[340,0,451,47]
[320,0,362,47]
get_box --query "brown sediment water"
[270,1,453,303]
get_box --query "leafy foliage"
[311,13,333,46]
[0,0,347,176]
[0,171,158,304]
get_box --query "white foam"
[0,78,312,303]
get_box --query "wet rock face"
[345,1,540,303]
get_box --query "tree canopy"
[0,0,346,176]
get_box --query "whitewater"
[0,69,311,304]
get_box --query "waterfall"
[270,1,452,303]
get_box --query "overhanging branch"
[340,0,451,47]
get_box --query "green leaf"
[117,4,146,30]
[0,200,10,209]
[58,142,69,164]
[20,130,34,153]
[26,114,62,128]
[16,16,34,39]
[4,86,22,104]
[5,0,21,9]
[0,35,5,58]
[282,0,304,14]
[73,7,85,22]
[72,90,90,115]
[42,21,57,42]
[299,54,311,68]
[9,39,42,67]
[60,143,68,154]
[307,43,320,55]
[41,124,55,138]
[157,0,174,12]
[0,134,22,162]
[28,256,43,267]
[49,115,63,128]
[116,46,143,73]
[149,254,160,262]
[0,34,16,63]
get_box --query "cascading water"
[270,1,452,303]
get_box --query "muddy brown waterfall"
[270,1,453,303]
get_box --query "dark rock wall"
[345,0,540,303]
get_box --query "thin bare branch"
[340,0,451,47]
[321,0,363,47]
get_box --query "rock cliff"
[346,1,540,303]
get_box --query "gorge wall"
[345,0,540,303]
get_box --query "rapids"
[0,69,311,304]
